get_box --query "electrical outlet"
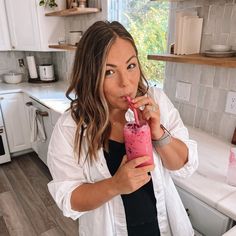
[18,58,24,67]
[225,91,236,115]
[175,81,191,102]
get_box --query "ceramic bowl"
[210,44,232,52]
[4,72,22,84]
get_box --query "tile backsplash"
[165,0,236,142]
[0,51,53,82]
[0,0,106,82]
[0,0,234,142]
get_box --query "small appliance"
[39,64,55,81]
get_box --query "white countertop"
[0,81,70,113]
[0,81,236,224]
[223,225,236,236]
[174,126,236,221]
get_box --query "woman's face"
[103,37,140,111]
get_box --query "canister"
[68,31,83,45]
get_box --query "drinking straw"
[125,96,140,126]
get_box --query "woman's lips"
[122,94,133,100]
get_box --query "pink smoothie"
[123,121,153,167]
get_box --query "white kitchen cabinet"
[0,93,31,153]
[176,186,233,236]
[4,0,65,51]
[26,97,55,165]
[0,0,11,50]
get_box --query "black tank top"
[103,140,160,236]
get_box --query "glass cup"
[227,147,236,186]
[123,121,153,167]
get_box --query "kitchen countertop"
[223,225,236,236]
[0,81,235,225]
[174,126,236,222]
[0,81,71,113]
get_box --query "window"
[108,0,169,87]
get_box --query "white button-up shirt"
[47,87,198,236]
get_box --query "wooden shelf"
[147,53,236,68]
[45,7,100,16]
[48,44,77,50]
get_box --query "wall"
[0,0,107,82]
[165,0,236,142]
[0,51,53,82]
[53,0,107,81]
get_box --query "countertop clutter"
[0,82,235,234]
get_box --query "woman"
[47,21,198,236]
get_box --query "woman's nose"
[119,71,129,87]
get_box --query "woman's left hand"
[132,96,164,140]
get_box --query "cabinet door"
[0,0,11,50]
[5,0,41,50]
[1,93,31,153]
[36,1,66,51]
[176,186,232,236]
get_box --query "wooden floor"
[0,152,78,236]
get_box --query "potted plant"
[39,0,58,8]
[39,0,67,10]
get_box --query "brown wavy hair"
[66,21,149,162]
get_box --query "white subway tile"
[178,103,196,126]
[228,68,236,90]
[213,67,229,89]
[194,107,209,129]
[200,65,215,87]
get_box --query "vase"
[78,0,87,8]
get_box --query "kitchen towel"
[28,106,46,142]
[26,56,38,79]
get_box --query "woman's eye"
[105,70,114,77]
[127,63,136,70]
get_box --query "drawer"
[177,186,232,236]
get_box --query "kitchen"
[0,0,236,235]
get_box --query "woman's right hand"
[111,155,155,195]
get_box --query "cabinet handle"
[0,97,3,100]
[12,46,15,49]
[25,101,49,117]
[37,111,49,117]
[25,102,33,106]
[186,208,190,216]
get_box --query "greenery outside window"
[108,0,169,87]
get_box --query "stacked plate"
[204,45,235,58]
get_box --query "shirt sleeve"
[47,114,88,220]
[151,87,198,178]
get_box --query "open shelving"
[48,44,77,50]
[147,53,236,68]
[45,7,100,16]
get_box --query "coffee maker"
[39,64,55,81]
[26,56,55,83]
